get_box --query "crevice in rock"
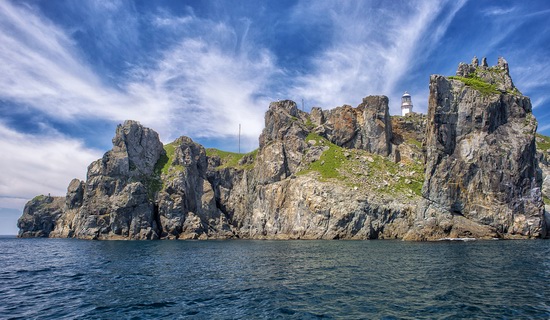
[153,203,163,238]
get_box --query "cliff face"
[208,99,416,240]
[47,121,165,239]
[409,58,545,240]
[18,58,549,240]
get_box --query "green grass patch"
[298,133,347,180]
[406,138,422,149]
[159,143,176,175]
[394,162,425,197]
[146,175,163,200]
[448,75,499,96]
[544,195,550,206]
[298,132,425,197]
[536,133,550,152]
[305,117,315,130]
[305,132,326,145]
[147,142,178,199]
[31,195,47,202]
[365,154,425,197]
[507,87,522,96]
[206,148,258,170]
[365,154,399,176]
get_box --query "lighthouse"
[401,92,413,116]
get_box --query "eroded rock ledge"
[18,58,549,240]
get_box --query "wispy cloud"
[531,97,547,110]
[288,0,466,112]
[514,62,550,92]
[0,1,142,121]
[522,8,550,18]
[536,122,550,133]
[511,59,550,120]
[0,122,101,210]
[0,1,277,149]
[130,10,278,148]
[0,1,281,215]
[483,6,516,16]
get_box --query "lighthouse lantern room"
[401,92,413,116]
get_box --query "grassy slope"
[206,148,258,170]
[536,133,550,152]
[298,133,424,199]
[150,116,547,202]
[448,75,499,96]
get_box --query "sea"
[0,237,548,319]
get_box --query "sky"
[1,0,550,235]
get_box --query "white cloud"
[531,97,547,110]
[514,63,550,92]
[152,9,193,28]
[483,6,516,16]
[288,0,466,113]
[0,1,283,219]
[131,36,277,146]
[0,1,277,150]
[0,2,142,121]
[0,122,101,210]
[537,123,550,133]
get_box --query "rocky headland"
[18,58,550,240]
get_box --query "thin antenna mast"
[302,99,304,111]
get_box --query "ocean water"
[0,238,548,319]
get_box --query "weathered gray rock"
[358,95,393,156]
[456,62,476,77]
[66,178,84,209]
[112,120,165,177]
[456,56,516,92]
[417,69,544,239]
[221,174,413,239]
[391,113,426,162]
[538,151,550,199]
[49,120,165,239]
[17,195,64,238]
[156,136,232,239]
[481,57,488,67]
[255,100,309,183]
[315,95,392,155]
[321,104,361,148]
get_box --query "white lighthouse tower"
[401,91,413,116]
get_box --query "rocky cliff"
[409,57,545,240]
[18,57,549,240]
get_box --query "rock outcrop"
[410,58,545,239]
[155,136,233,239]
[391,113,426,162]
[313,95,392,155]
[18,57,549,240]
[17,195,64,238]
[47,120,165,240]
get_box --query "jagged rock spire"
[455,56,515,92]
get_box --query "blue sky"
[1,0,550,234]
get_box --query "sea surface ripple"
[0,237,549,319]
